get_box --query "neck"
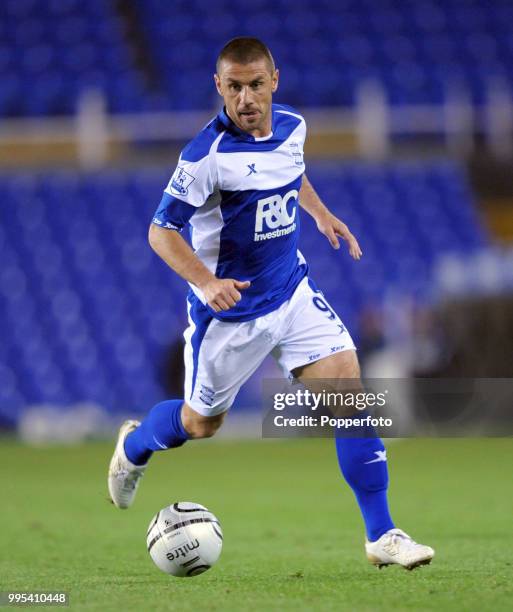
[226,107,272,138]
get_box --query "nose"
[238,85,253,106]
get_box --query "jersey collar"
[218,107,275,142]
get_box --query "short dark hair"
[216,37,275,74]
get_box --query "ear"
[271,69,279,93]
[214,73,223,96]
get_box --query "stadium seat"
[2,0,513,116]
[0,159,488,417]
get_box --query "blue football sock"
[124,399,189,466]
[335,411,395,542]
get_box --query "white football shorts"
[183,276,356,416]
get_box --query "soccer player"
[108,37,434,570]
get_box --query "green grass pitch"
[1,437,512,611]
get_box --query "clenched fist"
[200,278,251,312]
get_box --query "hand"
[200,278,251,312]
[316,212,362,260]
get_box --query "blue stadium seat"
[133,0,513,111]
[0,161,489,416]
[1,0,513,115]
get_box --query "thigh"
[183,301,275,416]
[293,348,360,380]
[272,277,357,377]
[293,350,364,418]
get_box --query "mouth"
[238,110,259,120]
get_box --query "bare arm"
[299,174,362,260]
[148,224,250,312]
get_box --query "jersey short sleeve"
[152,141,217,231]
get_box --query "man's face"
[214,58,279,137]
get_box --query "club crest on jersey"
[254,189,298,241]
[169,167,195,196]
[288,142,304,167]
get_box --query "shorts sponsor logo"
[153,217,180,230]
[170,167,195,196]
[308,353,321,361]
[254,189,298,242]
[330,345,344,353]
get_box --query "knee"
[181,404,225,439]
[186,419,222,439]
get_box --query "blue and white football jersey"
[152,104,308,322]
